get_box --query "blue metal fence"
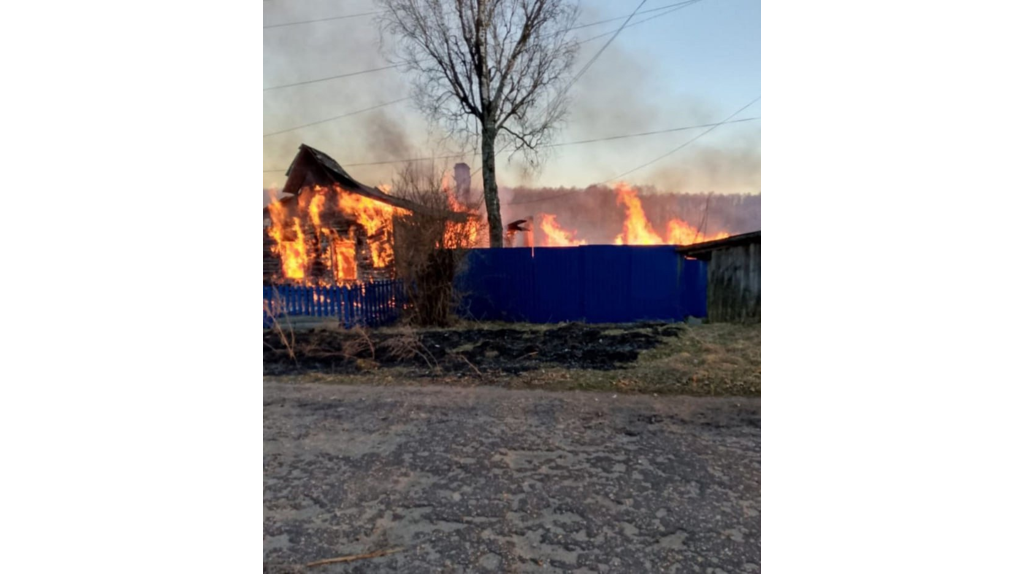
[264,247,707,328]
[456,246,707,323]
[263,280,404,328]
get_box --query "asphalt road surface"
[264,382,760,573]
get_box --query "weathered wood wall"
[707,242,760,323]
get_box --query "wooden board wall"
[707,242,761,323]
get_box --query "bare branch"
[376,0,580,247]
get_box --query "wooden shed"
[263,144,429,285]
[676,231,760,323]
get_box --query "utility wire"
[263,10,381,29]
[261,1,703,168]
[264,2,695,32]
[558,1,699,35]
[263,0,665,166]
[470,0,651,178]
[261,2,701,90]
[262,117,760,172]
[566,0,648,93]
[547,117,758,147]
[263,64,400,91]
[602,96,760,183]
[578,0,700,45]
[507,102,759,205]
[262,97,411,138]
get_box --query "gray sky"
[263,0,760,195]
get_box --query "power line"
[261,1,707,168]
[601,96,760,183]
[565,0,700,34]
[547,117,758,147]
[263,10,381,29]
[261,1,667,168]
[264,2,694,33]
[262,97,411,138]
[566,0,648,92]
[471,0,652,178]
[577,0,700,45]
[505,103,757,204]
[261,2,700,91]
[262,117,760,172]
[263,64,400,91]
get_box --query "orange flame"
[442,176,482,248]
[266,199,309,280]
[526,182,732,247]
[537,213,586,247]
[308,193,325,228]
[613,183,664,245]
[265,183,409,285]
[666,218,729,245]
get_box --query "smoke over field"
[501,184,760,246]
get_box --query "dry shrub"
[341,326,376,360]
[380,326,438,370]
[263,288,297,365]
[390,163,483,327]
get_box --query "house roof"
[675,230,760,260]
[266,144,427,214]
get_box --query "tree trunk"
[480,120,504,248]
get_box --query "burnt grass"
[264,322,685,377]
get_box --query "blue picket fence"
[263,280,404,328]
[455,245,707,323]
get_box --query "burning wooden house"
[263,144,432,286]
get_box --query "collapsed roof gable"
[278,144,425,214]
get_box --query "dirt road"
[264,382,760,573]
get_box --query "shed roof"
[675,230,760,260]
[266,144,427,214]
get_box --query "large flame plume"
[535,182,730,247]
[442,176,482,249]
[538,214,586,247]
[265,184,408,285]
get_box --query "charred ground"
[264,321,761,396]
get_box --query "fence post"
[343,285,351,329]
[263,286,269,327]
[367,282,374,326]
[373,282,381,326]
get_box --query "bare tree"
[377,0,580,247]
